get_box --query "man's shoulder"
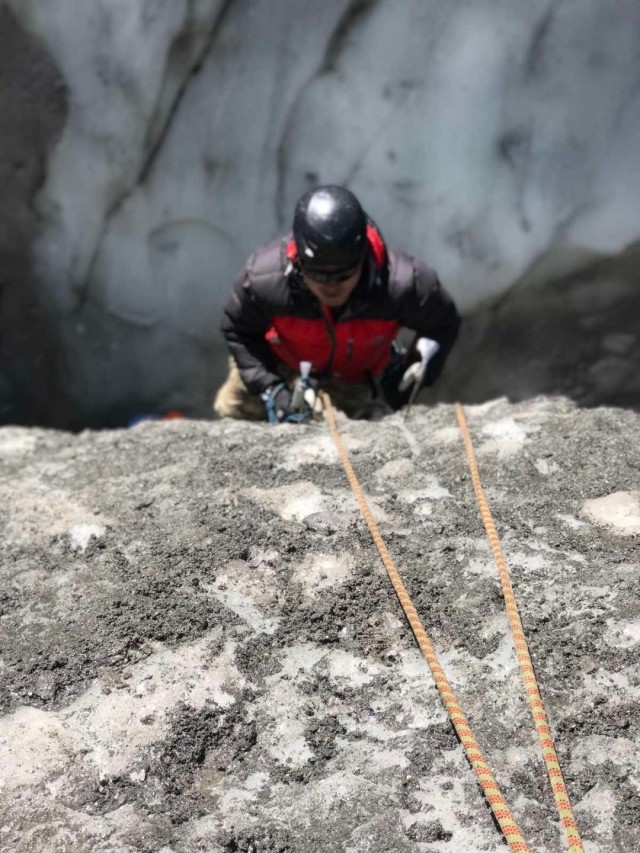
[233,236,295,311]
[244,236,289,283]
[386,247,439,290]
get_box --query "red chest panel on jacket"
[265,314,399,381]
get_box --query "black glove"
[381,338,441,410]
[380,346,418,410]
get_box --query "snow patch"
[0,707,69,789]
[0,479,109,547]
[429,426,461,445]
[398,478,451,502]
[534,457,560,475]
[478,417,530,457]
[574,782,617,839]
[603,618,640,650]
[556,513,588,531]
[413,502,433,517]
[292,552,355,596]
[0,633,241,787]
[0,430,37,455]
[280,433,365,471]
[581,491,640,535]
[243,481,325,522]
[68,522,106,551]
[375,458,415,482]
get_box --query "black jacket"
[221,231,460,394]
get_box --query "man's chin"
[318,293,348,307]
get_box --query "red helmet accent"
[366,224,386,269]
[286,238,297,261]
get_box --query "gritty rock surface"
[0,398,638,852]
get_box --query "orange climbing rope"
[454,403,584,853]
[321,392,531,853]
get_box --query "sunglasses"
[302,264,360,285]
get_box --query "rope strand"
[454,402,584,852]
[322,392,531,852]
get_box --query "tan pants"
[214,358,391,421]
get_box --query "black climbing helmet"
[293,185,367,274]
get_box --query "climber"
[214,185,460,422]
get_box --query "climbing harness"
[261,382,313,425]
[321,391,584,852]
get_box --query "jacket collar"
[284,239,388,319]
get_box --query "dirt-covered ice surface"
[0,398,638,853]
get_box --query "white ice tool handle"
[291,360,315,412]
[416,338,440,364]
[398,338,440,394]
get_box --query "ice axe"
[290,361,317,415]
[399,337,440,418]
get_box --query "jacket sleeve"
[395,257,461,386]
[220,262,284,394]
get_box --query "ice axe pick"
[401,338,440,418]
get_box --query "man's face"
[302,261,363,308]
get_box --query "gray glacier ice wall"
[2,0,640,425]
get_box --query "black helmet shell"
[293,185,367,271]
